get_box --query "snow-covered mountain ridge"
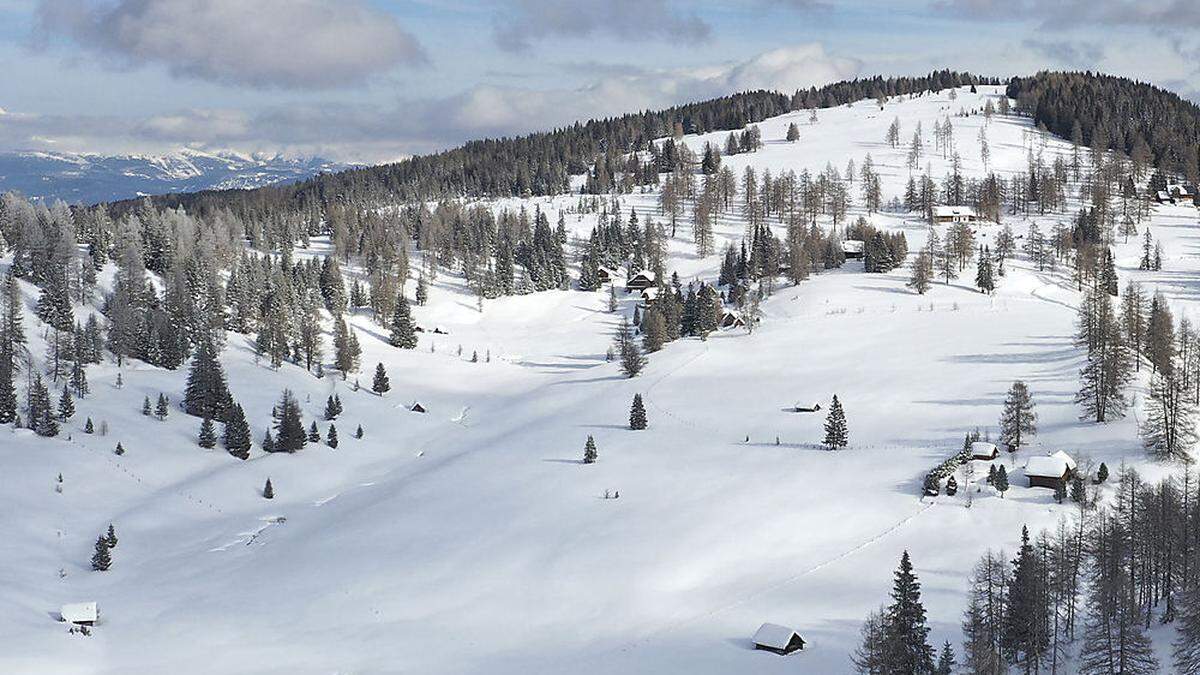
[0,148,347,204]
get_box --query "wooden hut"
[60,602,98,626]
[970,441,999,460]
[1025,451,1076,489]
[753,623,805,655]
[625,270,656,293]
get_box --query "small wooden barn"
[1025,451,1076,489]
[640,287,659,306]
[841,239,865,259]
[794,402,822,413]
[60,602,98,626]
[625,270,656,293]
[934,205,978,224]
[410,402,427,414]
[720,311,745,329]
[597,266,618,284]
[753,623,805,655]
[970,441,999,460]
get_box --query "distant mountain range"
[0,149,349,204]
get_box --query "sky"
[0,0,1197,163]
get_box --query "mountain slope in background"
[0,149,347,204]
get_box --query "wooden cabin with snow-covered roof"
[934,206,978,224]
[625,270,656,293]
[753,623,805,655]
[1025,451,1076,489]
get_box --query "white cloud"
[492,0,710,52]
[35,0,428,89]
[0,42,861,162]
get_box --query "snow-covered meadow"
[2,85,1197,673]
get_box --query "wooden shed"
[625,270,656,293]
[1025,451,1076,489]
[970,441,999,460]
[720,311,745,330]
[934,206,978,224]
[753,623,805,655]
[60,602,98,626]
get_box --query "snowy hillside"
[0,149,346,204]
[2,85,1197,674]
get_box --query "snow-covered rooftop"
[60,602,97,624]
[753,623,801,649]
[841,239,864,254]
[1025,452,1076,478]
[934,205,977,218]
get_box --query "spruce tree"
[823,395,848,449]
[327,423,338,448]
[198,416,216,449]
[57,385,74,421]
[105,524,117,548]
[324,395,340,420]
[84,417,94,434]
[91,535,111,571]
[30,375,58,437]
[999,380,1036,451]
[114,442,125,455]
[881,551,935,674]
[262,429,275,453]
[355,424,363,439]
[1003,526,1050,667]
[583,435,598,464]
[934,641,955,675]
[975,245,995,294]
[629,393,647,430]
[272,389,306,453]
[389,295,418,349]
[995,465,1009,497]
[1097,462,1109,483]
[223,403,251,460]
[263,478,274,499]
[155,392,169,420]
[142,396,152,416]
[307,421,320,443]
[183,337,229,419]
[372,363,390,394]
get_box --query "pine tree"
[823,395,848,449]
[142,395,152,416]
[261,429,275,453]
[307,420,320,443]
[106,523,118,548]
[263,478,274,499]
[327,423,338,448]
[934,641,955,675]
[995,465,1009,497]
[183,337,229,420]
[272,389,306,453]
[786,122,800,142]
[1003,526,1050,667]
[615,317,646,378]
[29,375,58,437]
[155,392,169,420]
[881,551,935,674]
[372,363,390,394]
[389,294,418,349]
[70,361,88,398]
[583,435,598,464]
[629,394,647,430]
[975,245,995,294]
[1097,462,1109,483]
[114,442,124,455]
[57,385,74,421]
[223,403,251,460]
[999,380,1037,451]
[907,248,932,294]
[91,535,111,571]
[198,416,216,448]
[355,424,363,439]
[84,417,94,434]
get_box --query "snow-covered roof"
[753,623,802,649]
[970,441,997,456]
[641,287,659,300]
[1025,452,1075,478]
[598,266,620,278]
[934,206,977,218]
[629,270,656,282]
[61,602,97,623]
[841,239,864,254]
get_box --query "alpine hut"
[752,623,806,655]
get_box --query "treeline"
[1007,71,1200,184]
[107,71,992,220]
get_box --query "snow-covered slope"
[0,148,346,204]
[2,86,1195,673]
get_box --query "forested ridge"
[112,70,994,220]
[1008,71,1200,183]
